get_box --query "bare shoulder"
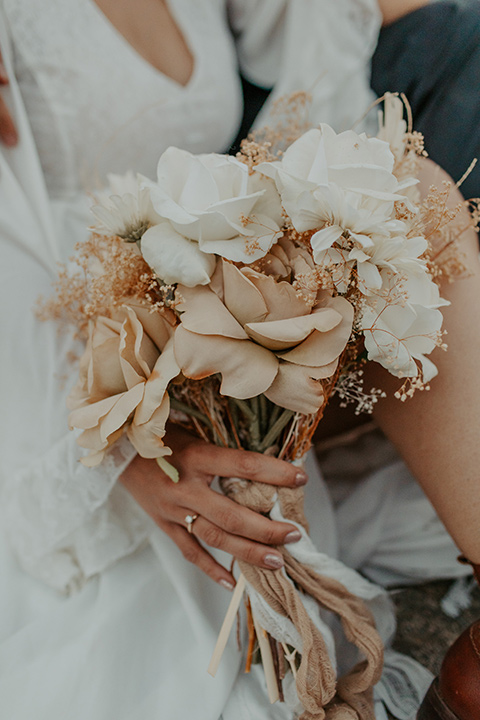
[377,0,431,26]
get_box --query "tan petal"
[264,362,325,415]
[128,396,172,458]
[80,316,124,401]
[246,307,342,351]
[134,340,179,425]
[177,284,248,339]
[282,297,353,366]
[77,427,124,466]
[88,336,126,401]
[174,325,278,399]
[258,253,289,278]
[125,299,176,351]
[98,383,146,442]
[242,270,310,322]
[269,242,290,269]
[222,261,268,326]
[119,306,160,388]
[69,394,122,431]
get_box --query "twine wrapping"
[220,476,384,719]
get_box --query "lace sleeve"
[0,13,151,594]
[1,434,152,594]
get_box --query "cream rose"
[174,256,353,414]
[68,303,179,466]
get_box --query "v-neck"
[87,0,199,91]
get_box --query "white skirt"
[0,439,468,720]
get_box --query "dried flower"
[173,259,353,414]
[91,171,161,242]
[68,302,179,465]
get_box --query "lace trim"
[1,433,151,594]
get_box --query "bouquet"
[47,94,468,719]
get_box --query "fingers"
[159,518,236,590]
[195,489,301,547]
[170,489,301,570]
[0,50,18,146]
[186,515,286,570]
[178,438,308,488]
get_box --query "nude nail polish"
[284,530,301,543]
[219,579,235,591]
[295,471,308,486]
[264,554,284,569]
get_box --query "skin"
[121,426,308,589]
[368,160,480,563]
[377,0,432,25]
[0,50,17,146]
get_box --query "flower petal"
[246,307,342,351]
[119,306,159,388]
[264,362,325,415]
[98,384,146,443]
[69,394,121,431]
[310,225,344,255]
[241,269,311,322]
[128,395,172,458]
[134,340,179,425]
[141,223,215,287]
[174,325,278,399]
[281,297,353,366]
[177,284,248,339]
[281,128,329,186]
[222,262,268,326]
[124,300,175,351]
[197,214,280,262]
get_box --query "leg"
[364,159,480,720]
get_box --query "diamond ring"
[185,513,199,534]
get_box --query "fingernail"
[264,553,284,569]
[284,530,301,543]
[219,579,235,591]
[295,471,308,486]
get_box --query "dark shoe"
[417,559,480,720]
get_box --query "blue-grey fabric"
[233,1,480,200]
[371,0,480,200]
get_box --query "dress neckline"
[86,0,199,91]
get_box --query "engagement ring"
[185,514,198,534]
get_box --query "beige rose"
[68,302,179,466]
[174,252,353,414]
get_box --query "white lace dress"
[0,2,467,718]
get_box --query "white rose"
[139,147,283,287]
[257,126,402,231]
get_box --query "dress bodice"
[4,0,243,198]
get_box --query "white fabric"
[0,2,470,718]
[229,0,381,133]
[4,0,243,197]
